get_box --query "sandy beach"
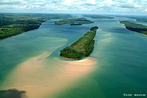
[1,52,96,98]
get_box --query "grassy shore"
[60,26,98,60]
[120,21,147,35]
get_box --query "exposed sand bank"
[1,53,96,98]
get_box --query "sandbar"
[1,53,96,98]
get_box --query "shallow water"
[0,17,147,98]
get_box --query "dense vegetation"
[120,21,147,35]
[0,13,72,39]
[55,18,94,25]
[60,26,98,60]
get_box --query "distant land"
[136,18,147,22]
[120,21,147,35]
[60,26,98,60]
[82,14,114,19]
[0,13,72,39]
[127,16,147,22]
[55,18,94,25]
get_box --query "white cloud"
[86,0,96,4]
[128,0,133,3]
[0,0,147,15]
[101,0,115,5]
[134,4,140,8]
[62,0,82,6]
[62,0,72,5]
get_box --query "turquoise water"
[54,19,147,98]
[0,17,147,98]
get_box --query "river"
[0,16,147,98]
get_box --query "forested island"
[60,26,98,60]
[0,13,72,39]
[55,18,94,25]
[120,21,147,35]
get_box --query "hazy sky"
[0,0,147,15]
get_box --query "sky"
[0,0,147,15]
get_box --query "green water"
[0,17,147,98]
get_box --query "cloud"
[86,0,96,4]
[128,0,133,3]
[102,0,115,5]
[119,5,135,8]
[0,0,147,15]
[0,2,22,5]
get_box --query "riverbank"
[120,21,147,35]
[0,13,72,39]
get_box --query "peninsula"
[55,18,94,25]
[120,21,147,35]
[60,26,98,60]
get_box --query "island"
[55,18,94,25]
[120,21,147,35]
[0,13,72,39]
[60,26,98,60]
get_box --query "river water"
[0,16,147,98]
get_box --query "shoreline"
[0,53,96,98]
[60,26,98,59]
[0,19,48,39]
[119,21,147,36]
